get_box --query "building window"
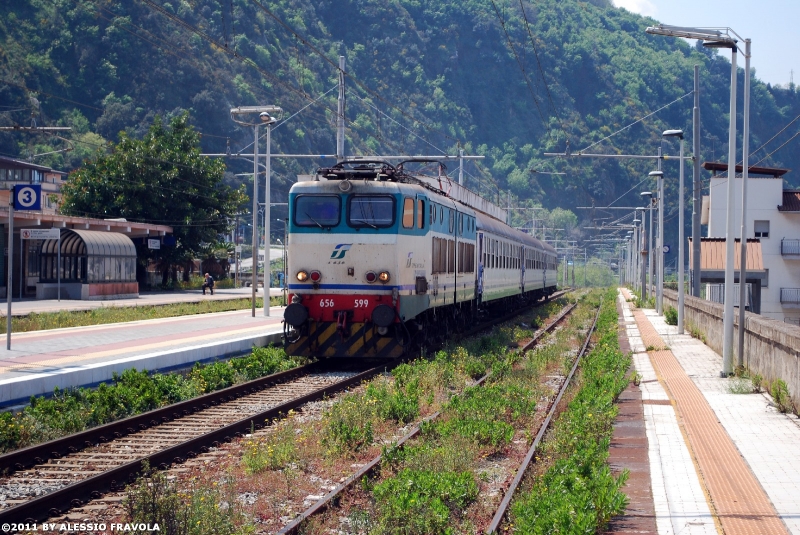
[754,220,770,238]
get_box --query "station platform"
[0,304,286,407]
[0,286,287,317]
[609,289,800,535]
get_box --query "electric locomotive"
[282,160,557,358]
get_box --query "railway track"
[0,359,398,528]
[0,290,573,532]
[277,298,586,535]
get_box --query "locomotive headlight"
[296,270,309,282]
[378,271,391,283]
[310,270,322,282]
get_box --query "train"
[282,159,558,358]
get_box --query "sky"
[611,0,799,87]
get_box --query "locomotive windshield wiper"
[304,211,323,228]
[351,218,377,229]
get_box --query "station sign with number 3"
[14,185,42,211]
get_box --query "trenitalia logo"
[330,244,352,259]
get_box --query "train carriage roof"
[474,212,556,254]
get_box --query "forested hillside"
[2,0,799,241]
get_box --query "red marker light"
[365,271,377,283]
[310,270,321,282]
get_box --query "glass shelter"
[37,228,138,299]
[39,229,137,284]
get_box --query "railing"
[780,288,800,304]
[704,283,751,307]
[781,239,800,256]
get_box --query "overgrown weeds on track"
[0,346,303,453]
[125,461,254,535]
[509,288,631,534]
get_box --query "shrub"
[125,462,252,535]
[242,422,298,474]
[371,469,478,535]
[323,393,375,453]
[770,379,793,413]
[664,305,678,326]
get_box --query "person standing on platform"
[202,273,214,295]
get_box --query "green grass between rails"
[0,296,286,334]
[510,288,631,534]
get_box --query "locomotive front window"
[294,195,341,227]
[348,195,395,228]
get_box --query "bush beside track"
[0,346,304,453]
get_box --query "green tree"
[60,113,247,286]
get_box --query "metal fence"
[781,239,800,256]
[780,288,800,304]
[705,283,752,307]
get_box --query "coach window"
[294,195,340,227]
[348,195,395,228]
[448,210,455,234]
[402,198,414,228]
[430,203,436,225]
[459,214,464,235]
[417,199,424,229]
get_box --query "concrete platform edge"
[0,331,283,406]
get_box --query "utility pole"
[458,148,464,186]
[337,56,346,162]
[692,65,702,298]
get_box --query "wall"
[663,288,800,407]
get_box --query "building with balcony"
[700,162,800,323]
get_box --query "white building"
[703,162,800,324]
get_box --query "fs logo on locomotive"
[330,243,352,260]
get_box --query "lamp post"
[648,171,664,314]
[663,129,686,334]
[645,24,750,377]
[635,210,646,300]
[230,106,282,318]
[641,191,654,300]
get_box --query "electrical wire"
[488,0,549,129]
[350,91,447,155]
[577,91,693,153]
[516,0,568,140]
[246,0,462,148]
